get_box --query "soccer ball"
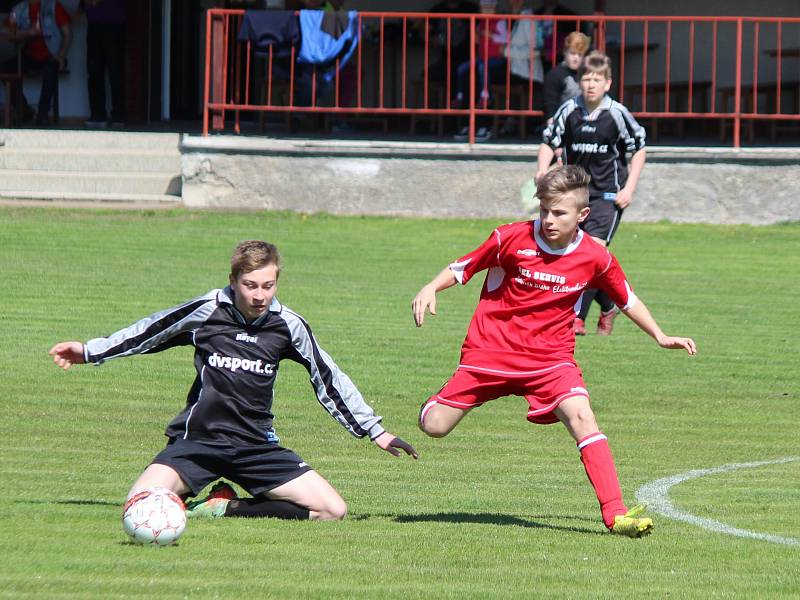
[122,487,186,546]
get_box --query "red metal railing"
[203,10,800,147]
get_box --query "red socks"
[578,432,627,528]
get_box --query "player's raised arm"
[412,266,458,327]
[622,300,697,355]
[49,341,86,370]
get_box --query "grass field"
[1,207,798,599]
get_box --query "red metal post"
[642,20,649,111]
[423,16,429,108]
[711,20,717,113]
[234,18,242,134]
[733,18,742,147]
[222,15,230,126]
[379,16,385,108]
[752,22,759,115]
[402,16,408,109]
[688,21,695,111]
[357,14,362,109]
[469,15,476,144]
[665,20,671,112]
[267,45,273,106]
[618,20,625,103]
[446,18,452,109]
[202,9,212,135]
[211,13,225,131]
[776,21,782,113]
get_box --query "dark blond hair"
[578,50,612,80]
[564,31,590,55]
[230,240,282,279]
[537,165,591,209]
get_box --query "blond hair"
[564,31,590,55]
[230,240,282,280]
[537,165,591,209]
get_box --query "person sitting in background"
[505,0,541,85]
[543,30,589,123]
[534,0,578,72]
[3,0,71,125]
[426,0,479,89]
[452,0,508,142]
[495,0,542,138]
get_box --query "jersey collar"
[577,94,612,119]
[219,286,283,325]
[533,219,584,256]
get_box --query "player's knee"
[418,411,451,438]
[318,497,348,521]
[419,418,451,438]
[418,398,451,438]
[570,404,598,432]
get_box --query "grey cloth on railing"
[237,10,300,57]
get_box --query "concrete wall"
[180,136,800,225]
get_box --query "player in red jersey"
[411,165,696,537]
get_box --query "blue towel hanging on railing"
[298,10,359,82]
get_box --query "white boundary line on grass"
[636,456,800,547]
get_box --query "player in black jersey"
[536,51,647,336]
[50,240,417,523]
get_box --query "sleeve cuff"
[368,424,386,441]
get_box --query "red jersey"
[477,18,508,61]
[19,2,70,61]
[450,220,637,374]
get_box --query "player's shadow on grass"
[25,499,120,507]
[357,512,602,536]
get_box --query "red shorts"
[431,363,589,424]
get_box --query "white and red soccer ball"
[122,487,186,546]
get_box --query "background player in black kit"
[536,51,647,336]
[49,240,417,522]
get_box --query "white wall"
[2,0,91,120]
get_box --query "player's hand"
[374,432,418,459]
[656,335,697,355]
[49,341,86,370]
[614,186,634,209]
[412,285,437,327]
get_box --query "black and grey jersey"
[83,287,385,447]
[542,62,580,120]
[543,95,646,199]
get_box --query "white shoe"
[475,127,492,142]
[452,126,469,142]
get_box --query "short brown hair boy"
[231,240,282,280]
[578,50,612,80]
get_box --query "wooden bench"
[490,79,543,140]
[718,82,800,142]
[0,68,66,127]
[621,81,711,140]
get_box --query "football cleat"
[596,307,619,336]
[610,504,653,538]
[185,482,237,518]
[573,318,587,336]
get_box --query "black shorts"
[151,438,312,497]
[582,194,624,245]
